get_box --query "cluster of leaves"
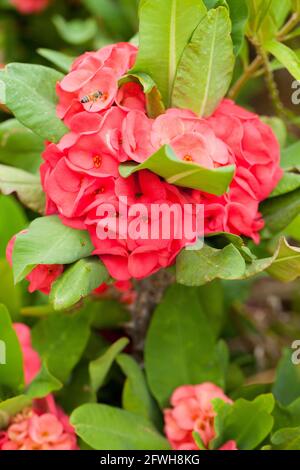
[0,0,300,451]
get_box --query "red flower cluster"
[11,0,49,14]
[40,42,282,281]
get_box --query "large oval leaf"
[172,6,234,116]
[12,215,94,283]
[0,63,67,142]
[145,284,227,408]
[71,403,170,450]
[131,0,207,106]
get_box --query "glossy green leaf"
[0,119,43,173]
[0,63,67,142]
[71,403,170,450]
[12,215,94,283]
[265,40,300,80]
[117,354,161,425]
[50,258,109,311]
[119,145,234,195]
[172,7,234,116]
[0,164,45,214]
[0,304,24,391]
[212,394,274,450]
[37,48,74,74]
[132,0,207,106]
[176,244,246,286]
[145,284,227,408]
[32,309,91,383]
[89,338,129,392]
[26,362,62,399]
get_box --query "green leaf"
[26,362,62,399]
[244,237,300,282]
[53,15,98,45]
[132,0,207,106]
[261,187,300,236]
[117,354,161,425]
[145,284,227,408]
[0,304,24,391]
[32,308,91,383]
[281,141,300,170]
[12,215,94,283]
[0,194,27,258]
[0,119,43,173]
[50,258,109,311]
[0,63,67,142]
[270,172,300,198]
[172,7,234,116]
[71,403,170,450]
[176,244,246,286]
[265,40,300,80]
[119,145,234,195]
[226,0,249,55]
[89,338,129,392]
[0,395,32,422]
[0,164,45,214]
[272,348,300,406]
[197,280,226,338]
[271,427,300,450]
[37,49,74,74]
[212,394,274,450]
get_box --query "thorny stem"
[229,12,300,100]
[277,12,300,41]
[228,56,263,100]
[258,45,286,118]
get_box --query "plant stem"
[229,12,300,100]
[277,12,300,41]
[228,56,263,100]
[258,45,285,118]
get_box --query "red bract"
[39,43,283,282]
[11,0,49,14]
